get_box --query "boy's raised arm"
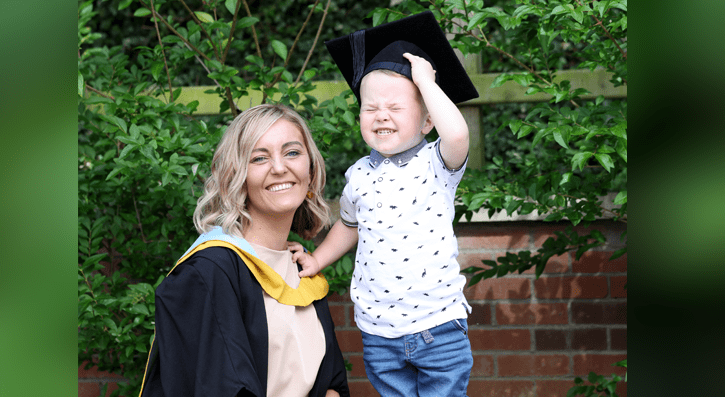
[292,219,358,278]
[403,52,469,170]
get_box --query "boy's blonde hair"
[193,104,330,240]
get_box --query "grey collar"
[368,139,427,169]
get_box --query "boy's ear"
[420,112,434,135]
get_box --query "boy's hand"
[288,241,322,278]
[403,52,436,87]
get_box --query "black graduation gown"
[139,246,350,397]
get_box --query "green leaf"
[552,5,568,15]
[271,40,288,61]
[131,303,150,316]
[491,74,512,88]
[595,153,615,172]
[78,71,84,96]
[596,0,611,17]
[342,111,355,126]
[134,7,151,17]
[224,0,238,15]
[333,95,348,111]
[237,16,259,29]
[610,247,627,261]
[513,5,538,18]
[467,12,487,30]
[611,123,627,138]
[118,0,133,11]
[560,172,573,186]
[194,11,214,23]
[571,6,585,24]
[531,128,550,147]
[150,62,164,81]
[372,9,386,27]
[572,152,593,171]
[615,138,627,162]
[613,191,627,205]
[505,199,522,215]
[553,129,570,149]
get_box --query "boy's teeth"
[376,129,394,135]
[268,183,292,192]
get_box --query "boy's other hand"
[288,241,322,277]
[403,52,436,87]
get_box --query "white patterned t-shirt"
[339,138,471,338]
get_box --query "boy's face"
[359,71,433,157]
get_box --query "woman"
[139,104,349,397]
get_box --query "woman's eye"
[286,150,301,157]
[251,156,268,164]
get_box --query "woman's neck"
[243,213,295,251]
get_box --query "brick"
[611,328,627,351]
[533,225,568,248]
[534,276,608,299]
[535,329,568,351]
[618,380,628,396]
[457,252,495,270]
[572,302,627,324]
[572,251,627,273]
[522,253,569,274]
[572,223,627,251]
[327,291,350,302]
[469,329,530,351]
[78,361,124,379]
[573,354,627,376]
[472,277,531,300]
[346,355,367,378]
[498,354,569,376]
[467,380,534,397]
[536,380,577,397]
[572,328,607,351]
[471,354,495,376]
[105,382,119,397]
[611,275,628,298]
[78,382,100,397]
[349,306,358,328]
[496,303,568,325]
[469,303,492,326]
[335,330,364,353]
[348,379,380,396]
[456,224,530,250]
[329,304,347,327]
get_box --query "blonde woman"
[139,104,349,397]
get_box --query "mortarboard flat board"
[324,10,479,104]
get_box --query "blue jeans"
[361,319,473,397]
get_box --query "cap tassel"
[350,30,366,90]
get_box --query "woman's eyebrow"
[252,141,304,153]
[282,141,304,149]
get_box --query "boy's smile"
[359,71,433,157]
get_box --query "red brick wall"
[78,220,627,397]
[334,220,627,396]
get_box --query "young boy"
[290,11,479,396]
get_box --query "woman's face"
[245,119,311,220]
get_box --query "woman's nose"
[269,156,287,174]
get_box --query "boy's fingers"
[298,268,315,278]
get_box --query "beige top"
[250,243,326,397]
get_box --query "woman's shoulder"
[169,246,246,280]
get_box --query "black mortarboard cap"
[324,11,479,104]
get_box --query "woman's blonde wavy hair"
[193,104,330,240]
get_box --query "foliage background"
[2,0,725,396]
